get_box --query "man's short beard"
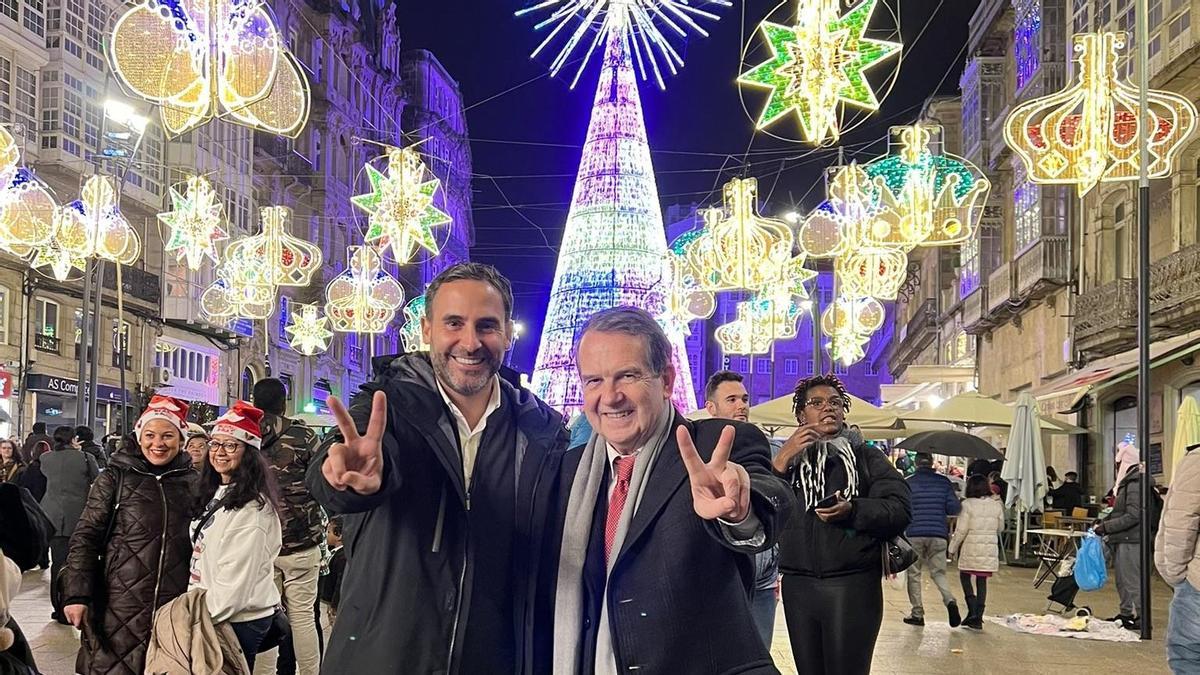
[431,350,501,397]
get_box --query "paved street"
[11,560,1174,674]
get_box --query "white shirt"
[435,376,501,488]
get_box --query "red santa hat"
[135,395,190,440]
[211,401,264,449]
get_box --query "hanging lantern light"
[324,246,405,334]
[687,177,796,292]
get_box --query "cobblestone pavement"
[12,561,1175,674]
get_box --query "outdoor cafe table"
[1025,528,1087,588]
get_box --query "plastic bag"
[1074,531,1108,591]
[886,569,906,590]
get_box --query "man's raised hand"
[678,425,751,522]
[322,391,386,495]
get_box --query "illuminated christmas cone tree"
[530,30,697,413]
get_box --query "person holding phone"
[772,375,911,675]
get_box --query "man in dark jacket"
[528,308,794,675]
[1048,471,1086,512]
[254,377,324,675]
[20,423,50,464]
[306,263,568,674]
[902,453,962,627]
[74,426,106,471]
[40,425,99,622]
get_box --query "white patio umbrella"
[1001,391,1049,558]
[1172,397,1200,480]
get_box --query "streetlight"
[783,210,800,224]
[507,320,525,366]
[103,100,149,134]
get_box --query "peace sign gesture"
[678,425,751,522]
[321,391,387,495]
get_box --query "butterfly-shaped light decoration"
[285,303,333,356]
[0,125,56,257]
[222,206,321,289]
[108,0,310,137]
[158,175,229,270]
[56,175,141,265]
[398,294,429,353]
[352,146,452,265]
[325,246,404,334]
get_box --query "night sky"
[398,0,981,371]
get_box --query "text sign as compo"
[25,374,127,403]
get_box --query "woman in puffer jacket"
[948,475,1004,630]
[61,395,197,674]
[188,402,282,669]
[1156,441,1200,673]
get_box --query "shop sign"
[0,369,12,398]
[25,374,129,403]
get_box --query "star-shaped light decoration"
[352,146,451,265]
[285,303,333,355]
[56,175,141,265]
[158,175,229,270]
[739,0,901,144]
[325,246,405,334]
[399,294,429,353]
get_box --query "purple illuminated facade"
[531,32,698,413]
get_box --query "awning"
[884,391,1086,434]
[1033,329,1200,407]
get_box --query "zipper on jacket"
[447,518,469,673]
[432,485,447,553]
[150,475,170,609]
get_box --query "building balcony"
[962,285,989,334]
[1150,242,1200,335]
[985,262,1014,319]
[1074,278,1137,358]
[101,263,161,307]
[987,105,1011,171]
[253,131,290,169]
[889,298,938,376]
[1015,235,1069,300]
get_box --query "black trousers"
[49,536,70,615]
[960,572,988,605]
[781,571,883,675]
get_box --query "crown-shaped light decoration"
[1004,32,1197,196]
[399,293,429,353]
[199,272,276,321]
[739,0,901,144]
[285,303,333,356]
[222,206,322,289]
[714,292,807,355]
[325,246,405,334]
[352,145,452,265]
[158,175,229,270]
[108,0,310,137]
[863,124,990,247]
[686,177,796,292]
[0,125,56,258]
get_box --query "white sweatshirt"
[188,484,282,623]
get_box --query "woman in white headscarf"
[1095,436,1153,630]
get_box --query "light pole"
[1135,0,1153,640]
[507,320,525,367]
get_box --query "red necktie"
[604,455,636,564]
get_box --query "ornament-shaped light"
[399,293,429,353]
[57,175,141,265]
[108,0,310,137]
[222,205,322,289]
[352,146,451,265]
[158,175,229,270]
[739,0,901,144]
[714,292,806,355]
[0,125,56,257]
[1004,32,1197,196]
[286,303,333,355]
[324,246,405,334]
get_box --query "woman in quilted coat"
[949,475,1004,630]
[61,395,197,674]
[1156,441,1200,673]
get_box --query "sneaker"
[947,601,962,628]
[1105,613,1134,624]
[903,615,925,626]
[1121,617,1141,631]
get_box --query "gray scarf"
[552,400,675,675]
[794,428,862,510]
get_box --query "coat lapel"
[615,414,690,563]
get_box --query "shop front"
[25,373,133,436]
[0,368,14,438]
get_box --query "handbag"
[882,533,919,575]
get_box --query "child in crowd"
[319,517,346,628]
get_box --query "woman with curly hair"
[773,375,912,675]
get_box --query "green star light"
[351,147,452,264]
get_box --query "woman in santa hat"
[60,394,197,675]
[188,400,283,668]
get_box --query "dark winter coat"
[525,416,794,675]
[61,447,196,675]
[38,446,99,538]
[79,440,108,471]
[1098,467,1152,545]
[259,412,324,555]
[905,467,961,540]
[1048,481,1086,512]
[306,353,568,674]
[777,429,912,577]
[19,434,50,465]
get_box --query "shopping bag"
[886,569,906,590]
[1074,531,1108,591]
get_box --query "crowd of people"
[0,261,1195,675]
